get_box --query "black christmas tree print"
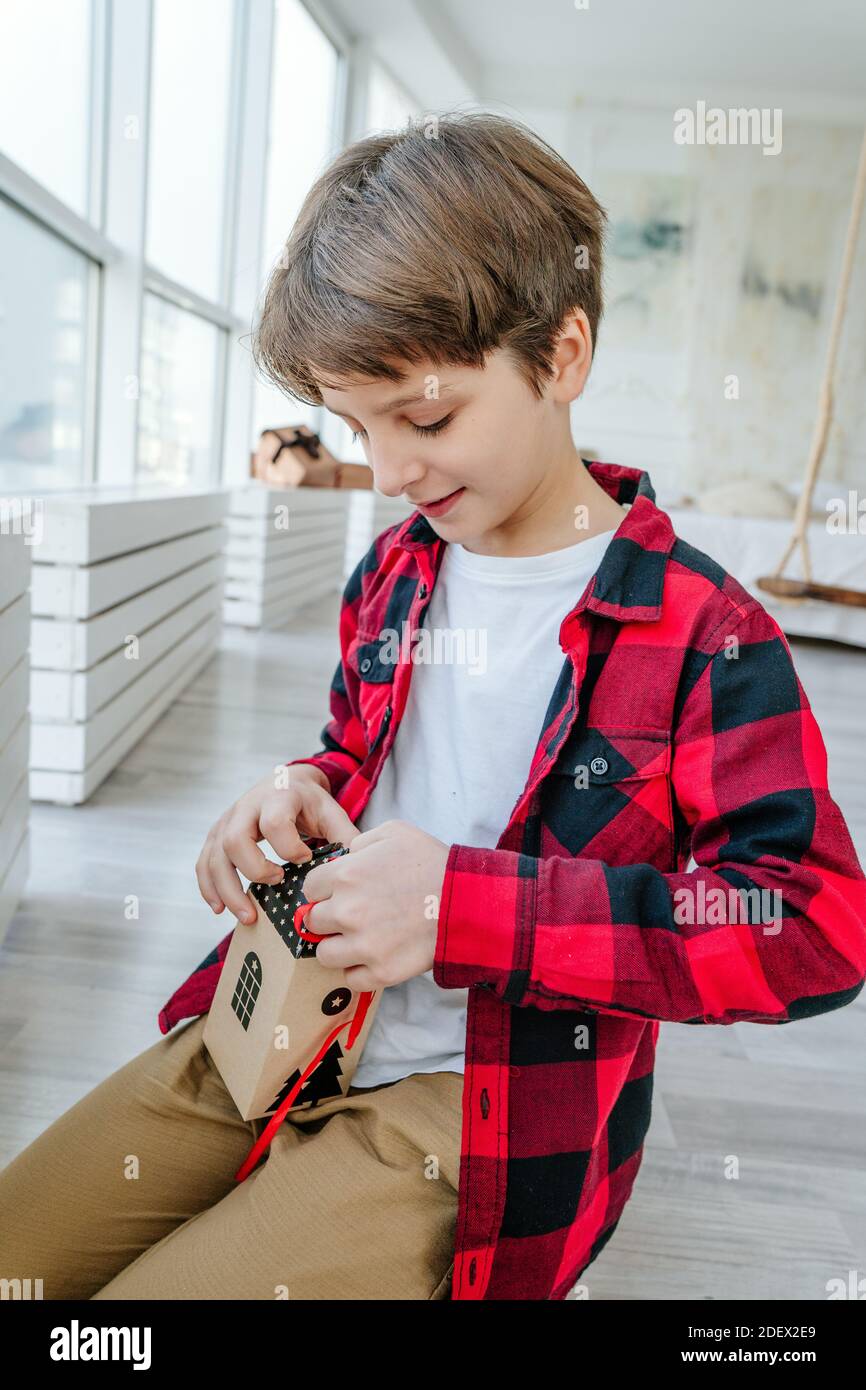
[266,1039,348,1111]
[231,951,262,1031]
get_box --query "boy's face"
[315,346,575,546]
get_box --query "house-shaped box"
[202,840,381,1120]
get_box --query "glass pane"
[146,0,233,300]
[253,0,339,444]
[0,0,92,215]
[137,293,221,487]
[365,60,421,135]
[0,198,91,491]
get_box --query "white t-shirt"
[349,526,617,1088]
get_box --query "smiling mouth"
[412,487,463,506]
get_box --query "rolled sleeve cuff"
[432,842,535,995]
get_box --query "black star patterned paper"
[248,841,349,958]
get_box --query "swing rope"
[758,124,866,607]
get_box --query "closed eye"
[350,413,455,444]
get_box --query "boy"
[4,112,863,1303]
[171,111,866,1298]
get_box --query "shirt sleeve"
[432,604,866,1025]
[285,545,372,801]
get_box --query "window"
[0,199,94,491]
[0,0,353,491]
[145,0,235,302]
[137,293,222,488]
[253,0,341,444]
[323,58,423,464]
[0,0,94,217]
[366,58,421,137]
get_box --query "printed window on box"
[232,952,263,1032]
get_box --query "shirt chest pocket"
[348,631,397,751]
[540,725,675,868]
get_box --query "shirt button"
[419,583,428,598]
[590,756,608,775]
[360,657,372,674]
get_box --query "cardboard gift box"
[250,424,373,489]
[202,841,381,1124]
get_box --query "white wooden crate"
[30,523,225,618]
[31,614,220,772]
[29,637,217,805]
[30,586,221,722]
[33,486,226,564]
[222,486,351,629]
[31,553,224,671]
[28,488,227,805]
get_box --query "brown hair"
[252,109,608,407]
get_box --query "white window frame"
[0,0,368,491]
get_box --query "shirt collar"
[395,459,676,628]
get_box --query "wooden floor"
[1,597,864,1301]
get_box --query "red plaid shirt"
[158,460,866,1300]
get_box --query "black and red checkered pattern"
[158,460,866,1301]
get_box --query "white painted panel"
[0,773,28,880]
[0,531,31,611]
[29,640,217,805]
[30,586,222,722]
[225,539,347,588]
[0,719,28,817]
[31,554,224,671]
[223,570,343,629]
[31,614,220,772]
[30,524,226,618]
[0,594,30,687]
[224,518,347,552]
[0,657,29,751]
[0,830,28,948]
[228,486,351,520]
[35,488,228,564]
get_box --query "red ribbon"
[234,900,375,1181]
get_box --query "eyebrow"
[332,384,456,419]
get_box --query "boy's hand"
[195,765,360,925]
[301,820,451,991]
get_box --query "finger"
[196,842,224,911]
[342,962,379,992]
[299,895,341,937]
[299,789,361,850]
[259,808,316,866]
[313,931,358,972]
[300,858,341,903]
[222,820,285,886]
[209,852,258,924]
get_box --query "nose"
[369,451,425,500]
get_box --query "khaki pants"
[0,1014,463,1300]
